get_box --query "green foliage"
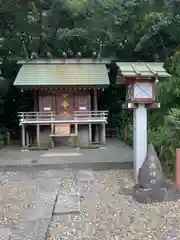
[146,51,180,177]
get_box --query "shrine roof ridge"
[18,58,111,65]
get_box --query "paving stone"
[7,170,75,182]
[36,179,60,194]
[76,181,94,199]
[0,227,10,240]
[34,170,75,180]
[20,188,58,220]
[54,192,80,215]
[9,179,59,240]
[76,170,94,182]
[10,218,50,240]
[21,199,54,220]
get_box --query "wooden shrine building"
[13,59,109,149]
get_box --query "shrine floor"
[0,138,133,170]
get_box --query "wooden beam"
[122,102,160,109]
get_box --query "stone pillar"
[133,104,147,182]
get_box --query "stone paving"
[0,139,133,170]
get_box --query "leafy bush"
[148,108,180,177]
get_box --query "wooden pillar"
[93,89,98,110]
[89,123,92,146]
[88,89,91,110]
[26,129,29,147]
[93,89,99,142]
[34,90,38,111]
[75,124,78,147]
[22,124,26,148]
[100,123,106,145]
[6,132,10,145]
[36,124,40,148]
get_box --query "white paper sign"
[134,82,153,99]
[79,106,87,110]
[44,107,51,111]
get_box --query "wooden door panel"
[39,93,53,112]
[76,92,90,111]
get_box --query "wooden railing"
[74,111,108,119]
[18,111,108,124]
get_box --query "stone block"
[138,143,165,189]
[10,218,50,240]
[133,187,168,204]
[21,191,57,220]
[54,192,80,215]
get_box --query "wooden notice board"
[55,124,70,136]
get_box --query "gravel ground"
[0,170,61,228]
[47,169,180,240]
[0,169,180,240]
[0,172,37,227]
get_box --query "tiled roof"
[116,62,170,78]
[13,63,109,87]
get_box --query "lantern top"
[116,62,170,78]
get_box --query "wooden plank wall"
[38,90,91,114]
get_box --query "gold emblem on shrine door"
[61,94,69,112]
